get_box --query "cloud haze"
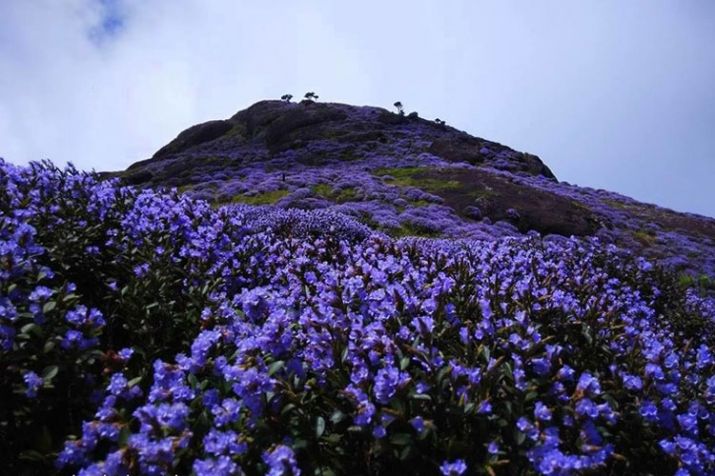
[1,1,714,216]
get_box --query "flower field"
[1,160,714,475]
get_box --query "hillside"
[2,99,714,475]
[119,99,715,282]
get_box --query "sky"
[1,1,714,217]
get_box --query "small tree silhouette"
[393,101,405,116]
[281,94,293,102]
[304,92,319,101]
[434,118,446,126]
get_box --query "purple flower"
[373,366,407,404]
[534,401,552,422]
[696,345,712,369]
[133,263,150,278]
[372,425,387,439]
[440,459,467,476]
[23,371,43,398]
[28,286,53,302]
[193,456,239,476]
[487,441,500,455]
[203,429,247,456]
[576,372,601,396]
[410,416,425,433]
[640,401,659,423]
[61,329,97,350]
[622,373,643,391]
[118,347,134,361]
[263,445,300,476]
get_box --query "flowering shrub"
[1,160,714,475]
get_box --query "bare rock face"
[152,120,233,159]
[115,99,715,279]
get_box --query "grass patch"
[390,222,443,238]
[633,230,657,247]
[312,184,359,203]
[374,167,461,192]
[679,273,715,292]
[231,189,289,205]
[223,123,247,139]
[604,199,634,211]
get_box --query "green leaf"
[293,438,309,450]
[21,323,41,337]
[323,433,342,444]
[42,365,59,382]
[118,426,131,446]
[410,393,431,401]
[398,446,412,461]
[437,365,451,383]
[42,301,56,314]
[18,450,45,462]
[315,468,337,476]
[127,376,142,387]
[315,416,326,438]
[36,426,53,453]
[268,360,285,376]
[400,356,410,370]
[389,433,412,446]
[330,410,345,424]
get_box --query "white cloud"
[0,0,714,216]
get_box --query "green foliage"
[230,189,290,205]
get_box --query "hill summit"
[120,99,715,281]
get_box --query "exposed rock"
[152,120,233,159]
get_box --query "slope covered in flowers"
[2,160,715,475]
[120,100,715,283]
